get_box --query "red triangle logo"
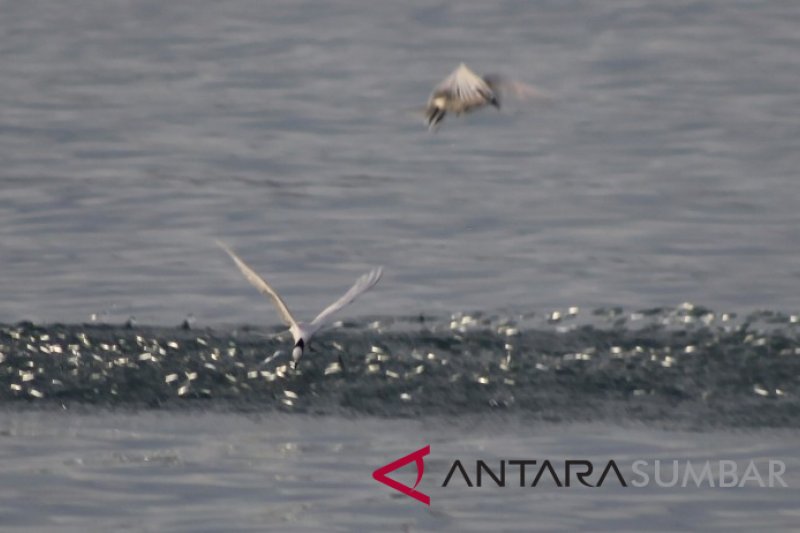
[372,445,431,506]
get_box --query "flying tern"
[217,241,383,364]
[424,63,544,129]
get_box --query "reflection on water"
[2,305,799,428]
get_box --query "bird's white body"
[425,63,499,129]
[217,241,383,364]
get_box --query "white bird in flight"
[424,63,545,130]
[217,241,383,364]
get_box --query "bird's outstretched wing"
[310,267,383,329]
[432,63,496,110]
[482,75,548,102]
[216,240,298,329]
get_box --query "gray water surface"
[1,412,798,532]
[2,0,800,325]
[3,3,800,531]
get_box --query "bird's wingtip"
[369,266,384,280]
[215,239,237,258]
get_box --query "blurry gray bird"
[217,240,383,365]
[424,63,544,130]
